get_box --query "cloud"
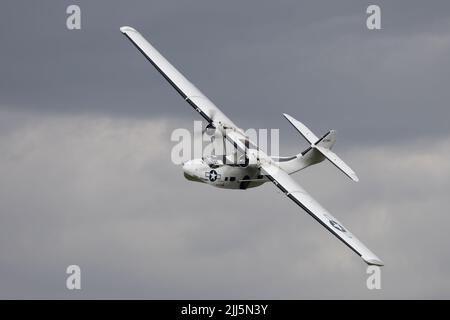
[2,0,450,145]
[2,0,450,299]
[0,108,449,298]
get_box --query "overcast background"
[1,0,450,299]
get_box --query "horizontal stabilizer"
[283,113,318,144]
[314,145,359,182]
[283,113,359,182]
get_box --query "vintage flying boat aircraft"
[120,26,383,266]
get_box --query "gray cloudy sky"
[1,0,450,299]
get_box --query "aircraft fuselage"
[182,158,268,189]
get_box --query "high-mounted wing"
[261,162,383,266]
[120,26,236,128]
[121,26,262,163]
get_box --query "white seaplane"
[120,26,383,266]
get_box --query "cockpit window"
[203,155,223,168]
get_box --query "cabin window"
[230,177,236,182]
[225,177,228,181]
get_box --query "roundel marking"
[208,170,218,182]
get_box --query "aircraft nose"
[182,160,202,182]
[182,160,194,174]
[182,160,191,168]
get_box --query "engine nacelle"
[247,149,260,166]
[205,123,216,136]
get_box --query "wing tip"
[120,26,137,34]
[365,258,384,267]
